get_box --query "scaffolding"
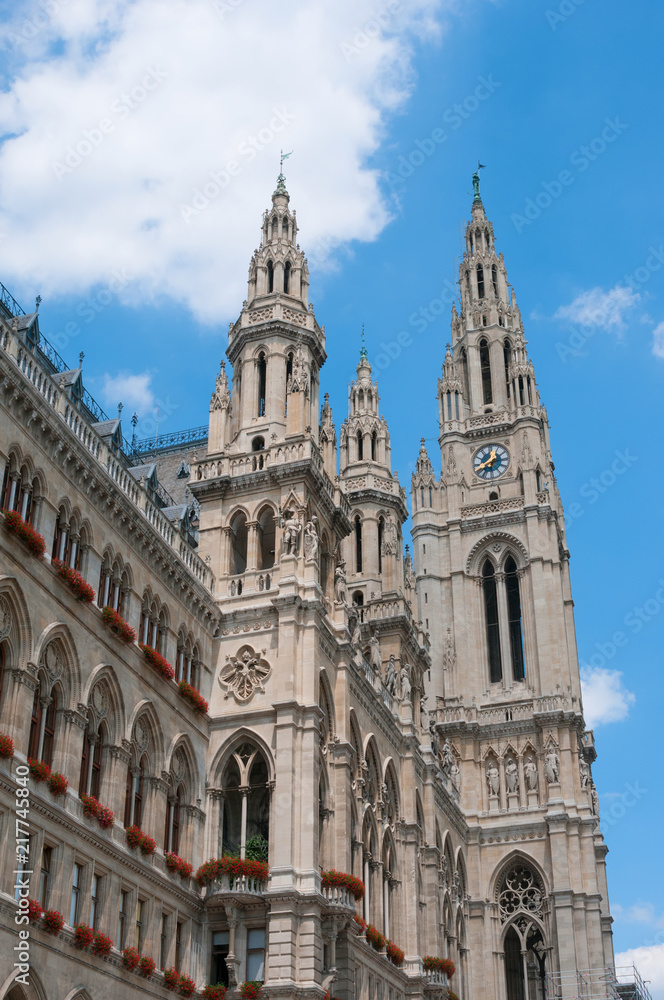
[544,966,652,1000]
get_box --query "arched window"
[221,744,270,859]
[230,512,248,575]
[504,339,511,398]
[355,515,363,574]
[459,347,469,401]
[284,261,291,294]
[477,264,485,299]
[257,352,267,417]
[518,374,525,406]
[492,263,499,297]
[479,338,493,404]
[497,862,546,1000]
[357,431,363,461]
[52,508,71,564]
[285,352,293,415]
[79,720,105,798]
[29,682,58,766]
[483,561,502,683]
[270,216,277,240]
[257,507,275,570]
[281,216,288,240]
[165,784,183,855]
[267,260,274,293]
[505,556,525,680]
[98,554,112,608]
[378,516,384,574]
[371,430,377,461]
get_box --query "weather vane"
[360,323,368,360]
[280,149,293,173]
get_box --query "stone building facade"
[0,172,619,1000]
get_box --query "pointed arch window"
[357,431,363,461]
[221,744,270,858]
[378,516,384,574]
[371,431,377,461]
[504,339,511,398]
[257,352,267,417]
[266,260,274,293]
[124,755,146,829]
[285,352,293,415]
[284,261,291,294]
[492,263,499,297]
[230,512,248,575]
[477,264,485,299]
[165,785,183,855]
[355,515,363,574]
[482,561,502,683]
[479,338,493,404]
[79,721,104,798]
[505,557,525,680]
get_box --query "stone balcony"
[321,883,357,913]
[204,873,269,907]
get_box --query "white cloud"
[652,322,664,359]
[99,371,154,415]
[554,285,640,333]
[0,0,452,323]
[580,666,635,727]
[616,945,664,1000]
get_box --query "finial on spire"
[35,294,42,312]
[275,149,293,195]
[360,323,368,361]
[472,161,486,203]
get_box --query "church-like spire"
[339,336,391,473]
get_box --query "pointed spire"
[360,323,368,362]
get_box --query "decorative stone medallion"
[219,644,271,703]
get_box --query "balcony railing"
[205,873,268,898]
[321,884,356,910]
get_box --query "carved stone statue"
[419,693,429,731]
[368,631,382,676]
[544,748,560,784]
[505,758,519,794]
[429,721,441,759]
[486,763,500,796]
[303,516,319,562]
[385,654,397,695]
[399,663,411,703]
[524,758,538,791]
[334,561,347,605]
[579,757,591,789]
[591,783,600,816]
[282,509,302,555]
[450,762,461,792]
[441,739,456,776]
[349,613,361,650]
[381,516,398,556]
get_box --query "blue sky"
[1,0,663,989]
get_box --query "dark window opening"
[230,512,248,575]
[284,261,291,294]
[492,263,499,296]
[378,517,384,574]
[504,339,511,398]
[257,508,276,570]
[505,556,525,681]
[518,375,525,405]
[483,561,502,683]
[357,432,363,461]
[355,515,363,573]
[480,339,493,405]
[267,260,274,293]
[371,431,377,461]
[257,353,267,417]
[285,352,293,415]
[211,930,230,987]
[477,264,485,299]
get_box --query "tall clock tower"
[411,175,615,1000]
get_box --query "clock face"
[473,444,510,480]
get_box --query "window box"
[139,956,156,978]
[353,914,367,935]
[122,946,140,970]
[366,925,386,952]
[163,968,179,991]
[139,644,175,681]
[74,923,94,949]
[47,771,69,797]
[422,957,455,977]
[176,975,196,998]
[178,680,208,714]
[125,825,156,855]
[91,931,113,956]
[53,559,95,603]
[2,509,46,557]
[164,852,193,879]
[195,856,269,888]
[321,869,365,901]
[240,982,263,1000]
[386,941,405,967]
[26,899,43,922]
[28,758,51,782]
[202,987,227,999]
[80,793,115,829]
[0,733,14,758]
[101,606,136,644]
[42,908,64,935]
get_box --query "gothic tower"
[412,174,614,1000]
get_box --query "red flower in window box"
[2,509,46,557]
[91,931,113,956]
[26,899,42,922]
[239,981,263,1000]
[0,733,14,758]
[178,681,208,715]
[194,856,270,887]
[98,805,115,829]
[386,941,405,967]
[139,955,156,978]
[139,644,175,681]
[81,793,100,818]
[365,925,386,952]
[101,606,136,644]
[321,869,365,901]
[163,968,179,991]
[353,914,367,934]
[202,986,228,999]
[42,908,64,934]
[140,834,156,856]
[28,758,51,782]
[165,852,194,879]
[52,559,95,603]
[74,923,94,949]
[422,957,455,977]
[122,946,140,970]
[47,771,69,797]
[177,975,196,998]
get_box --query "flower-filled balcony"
[320,870,365,914]
[196,857,269,907]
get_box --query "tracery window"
[28,681,58,766]
[220,743,270,859]
[482,561,502,683]
[498,864,544,922]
